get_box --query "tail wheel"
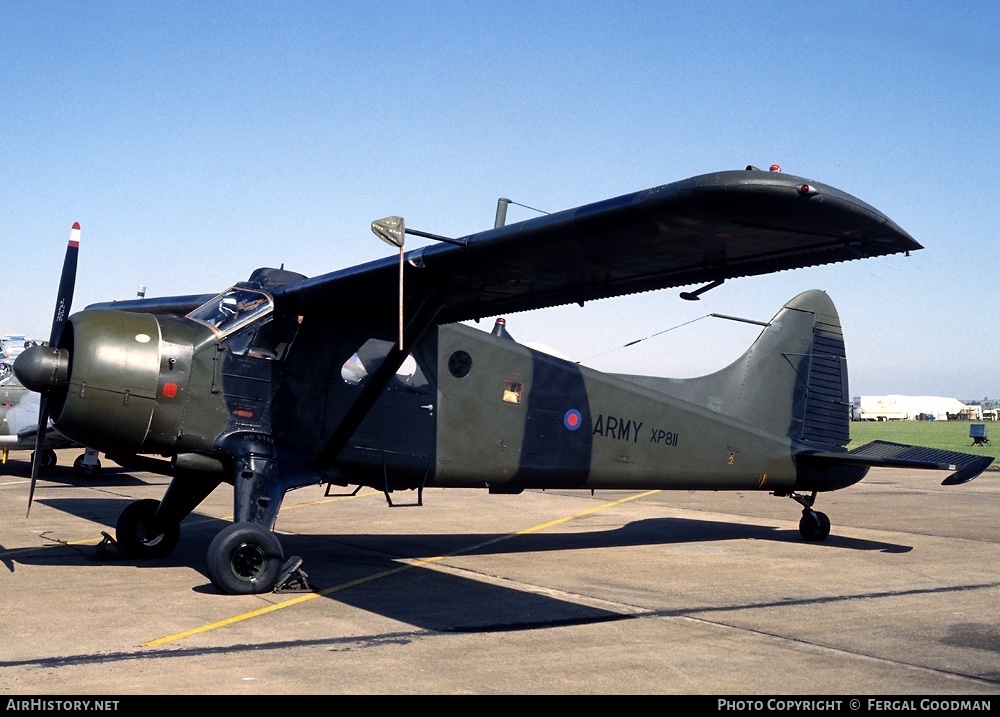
[116,498,181,559]
[799,509,831,542]
[206,522,284,595]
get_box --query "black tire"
[206,522,284,595]
[116,498,180,559]
[32,449,58,470]
[799,510,832,542]
[73,454,101,477]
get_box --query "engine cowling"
[15,309,221,457]
[54,310,163,452]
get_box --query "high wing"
[271,168,920,326]
[88,169,919,326]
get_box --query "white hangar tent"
[855,395,981,421]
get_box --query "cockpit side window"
[187,287,273,336]
[228,313,302,360]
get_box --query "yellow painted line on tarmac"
[142,490,661,647]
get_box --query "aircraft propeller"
[20,222,80,516]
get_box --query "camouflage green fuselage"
[335,322,800,493]
[48,290,849,496]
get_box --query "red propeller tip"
[72,221,81,230]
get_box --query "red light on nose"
[798,184,817,195]
[163,382,177,398]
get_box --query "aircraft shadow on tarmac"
[3,499,917,634]
[273,518,918,632]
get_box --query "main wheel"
[799,510,831,542]
[206,522,284,595]
[73,454,102,477]
[31,448,58,470]
[116,498,181,559]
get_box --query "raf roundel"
[563,409,583,431]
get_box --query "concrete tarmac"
[1,449,997,696]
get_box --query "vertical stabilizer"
[646,290,851,449]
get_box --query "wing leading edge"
[273,168,920,326]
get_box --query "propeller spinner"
[14,222,80,515]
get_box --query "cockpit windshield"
[187,287,273,336]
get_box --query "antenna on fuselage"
[493,198,549,228]
[495,198,511,228]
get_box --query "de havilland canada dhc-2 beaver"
[14,166,993,595]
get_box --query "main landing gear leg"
[207,442,299,595]
[73,448,102,477]
[786,491,831,542]
[115,472,221,560]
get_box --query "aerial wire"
[578,312,769,363]
[579,315,713,363]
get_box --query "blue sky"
[2,1,997,399]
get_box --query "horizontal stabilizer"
[808,440,994,485]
